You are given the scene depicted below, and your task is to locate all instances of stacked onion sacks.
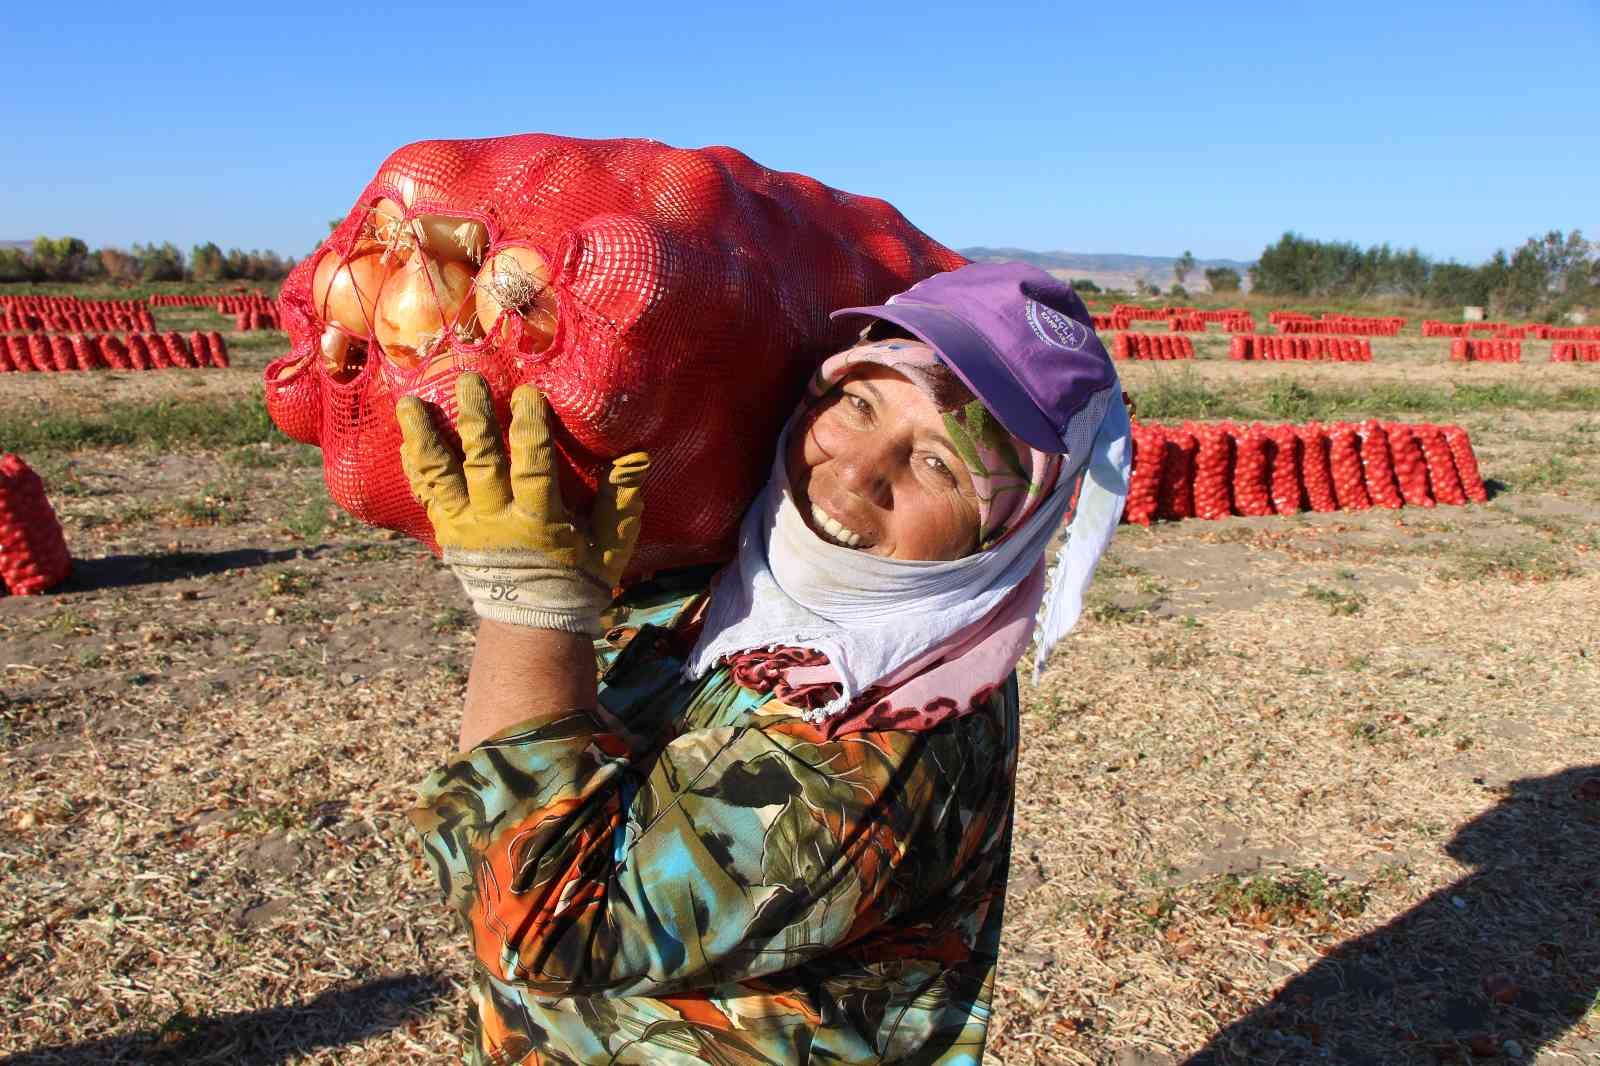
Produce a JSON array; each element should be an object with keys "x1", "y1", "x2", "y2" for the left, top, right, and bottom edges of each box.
[{"x1": 1121, "y1": 418, "x2": 1488, "y2": 526}]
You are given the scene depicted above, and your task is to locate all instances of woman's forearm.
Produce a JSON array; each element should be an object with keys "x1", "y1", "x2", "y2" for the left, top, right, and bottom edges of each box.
[{"x1": 459, "y1": 620, "x2": 598, "y2": 751}]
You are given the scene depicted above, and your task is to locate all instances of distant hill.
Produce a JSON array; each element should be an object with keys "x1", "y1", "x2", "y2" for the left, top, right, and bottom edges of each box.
[
  {"x1": 1, "y1": 240, "x2": 33, "y2": 252},
  {"x1": 958, "y1": 247, "x2": 1255, "y2": 294}
]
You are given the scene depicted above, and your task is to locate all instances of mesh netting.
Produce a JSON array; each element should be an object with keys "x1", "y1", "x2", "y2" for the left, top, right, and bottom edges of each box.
[
  {"x1": 265, "y1": 134, "x2": 966, "y2": 578},
  {"x1": 0, "y1": 454, "x2": 72, "y2": 595}
]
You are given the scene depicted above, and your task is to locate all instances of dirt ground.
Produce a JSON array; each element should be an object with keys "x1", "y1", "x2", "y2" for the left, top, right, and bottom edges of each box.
[{"x1": 1, "y1": 318, "x2": 1597, "y2": 1065}]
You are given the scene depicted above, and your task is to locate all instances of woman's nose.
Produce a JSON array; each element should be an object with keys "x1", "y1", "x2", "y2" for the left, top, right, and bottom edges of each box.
[{"x1": 834, "y1": 435, "x2": 896, "y2": 506}]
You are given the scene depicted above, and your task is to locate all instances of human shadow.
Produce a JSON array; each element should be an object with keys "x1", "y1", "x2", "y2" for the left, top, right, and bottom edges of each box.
[
  {"x1": 1186, "y1": 765, "x2": 1600, "y2": 1064},
  {"x1": 1, "y1": 973, "x2": 450, "y2": 1065},
  {"x1": 61, "y1": 547, "x2": 311, "y2": 592}
]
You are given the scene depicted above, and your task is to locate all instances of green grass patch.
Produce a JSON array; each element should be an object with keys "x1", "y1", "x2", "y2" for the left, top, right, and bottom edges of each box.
[
  {"x1": 1441, "y1": 543, "x2": 1580, "y2": 583},
  {"x1": 1304, "y1": 585, "x2": 1367, "y2": 615},
  {"x1": 0, "y1": 395, "x2": 280, "y2": 452},
  {"x1": 1209, "y1": 869, "x2": 1367, "y2": 928}
]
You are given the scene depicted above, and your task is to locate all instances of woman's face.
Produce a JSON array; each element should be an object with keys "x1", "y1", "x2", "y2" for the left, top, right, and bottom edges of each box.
[{"x1": 787, "y1": 366, "x2": 981, "y2": 561}]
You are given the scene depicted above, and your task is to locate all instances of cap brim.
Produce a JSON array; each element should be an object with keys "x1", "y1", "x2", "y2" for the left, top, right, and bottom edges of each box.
[{"x1": 830, "y1": 304, "x2": 1064, "y2": 453}]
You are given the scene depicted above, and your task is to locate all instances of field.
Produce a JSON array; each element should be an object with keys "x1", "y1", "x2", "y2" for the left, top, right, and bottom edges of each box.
[{"x1": 2, "y1": 302, "x2": 1598, "y2": 1065}]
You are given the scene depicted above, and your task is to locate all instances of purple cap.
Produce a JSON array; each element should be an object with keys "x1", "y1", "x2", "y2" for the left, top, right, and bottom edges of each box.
[{"x1": 831, "y1": 262, "x2": 1119, "y2": 456}]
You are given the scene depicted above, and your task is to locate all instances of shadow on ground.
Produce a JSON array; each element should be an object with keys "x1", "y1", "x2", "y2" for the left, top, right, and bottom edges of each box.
[
  {"x1": 62, "y1": 547, "x2": 309, "y2": 591},
  {"x1": 1178, "y1": 765, "x2": 1600, "y2": 1065},
  {"x1": 1, "y1": 973, "x2": 450, "y2": 1065}
]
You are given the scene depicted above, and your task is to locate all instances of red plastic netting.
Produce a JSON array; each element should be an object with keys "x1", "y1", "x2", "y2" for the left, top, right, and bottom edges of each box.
[
  {"x1": 265, "y1": 134, "x2": 966, "y2": 577},
  {"x1": 0, "y1": 454, "x2": 71, "y2": 595}
]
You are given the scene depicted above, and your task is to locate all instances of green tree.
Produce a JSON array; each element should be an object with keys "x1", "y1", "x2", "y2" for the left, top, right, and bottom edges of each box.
[
  {"x1": 30, "y1": 236, "x2": 91, "y2": 281},
  {"x1": 134, "y1": 241, "x2": 186, "y2": 282},
  {"x1": 1173, "y1": 250, "x2": 1195, "y2": 287},
  {"x1": 1071, "y1": 277, "x2": 1101, "y2": 293},
  {"x1": 191, "y1": 242, "x2": 226, "y2": 282},
  {"x1": 0, "y1": 247, "x2": 34, "y2": 282},
  {"x1": 100, "y1": 247, "x2": 141, "y2": 284},
  {"x1": 1204, "y1": 267, "x2": 1241, "y2": 293}
]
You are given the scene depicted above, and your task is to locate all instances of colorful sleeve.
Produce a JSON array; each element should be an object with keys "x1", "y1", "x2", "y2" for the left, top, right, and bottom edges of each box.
[{"x1": 410, "y1": 690, "x2": 1005, "y2": 998}]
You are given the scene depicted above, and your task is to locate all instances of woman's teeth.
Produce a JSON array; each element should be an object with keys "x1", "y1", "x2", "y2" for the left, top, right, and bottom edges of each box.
[{"x1": 811, "y1": 503, "x2": 865, "y2": 548}]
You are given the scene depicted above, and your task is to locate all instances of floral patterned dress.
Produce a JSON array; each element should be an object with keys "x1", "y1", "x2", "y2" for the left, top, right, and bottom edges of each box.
[{"x1": 411, "y1": 571, "x2": 1020, "y2": 1064}]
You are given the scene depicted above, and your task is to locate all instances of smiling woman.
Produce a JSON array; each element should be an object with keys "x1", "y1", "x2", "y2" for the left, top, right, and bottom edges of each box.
[{"x1": 401, "y1": 262, "x2": 1132, "y2": 1065}]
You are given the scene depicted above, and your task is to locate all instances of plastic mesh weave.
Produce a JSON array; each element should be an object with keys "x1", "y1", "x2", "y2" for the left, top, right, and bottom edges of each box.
[{"x1": 265, "y1": 134, "x2": 966, "y2": 578}]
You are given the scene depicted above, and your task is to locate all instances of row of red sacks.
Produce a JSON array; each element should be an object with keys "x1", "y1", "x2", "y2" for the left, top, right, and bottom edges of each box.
[
  {"x1": 1424, "y1": 320, "x2": 1511, "y2": 337},
  {"x1": 0, "y1": 331, "x2": 229, "y2": 372},
  {"x1": 0, "y1": 295, "x2": 143, "y2": 313},
  {"x1": 0, "y1": 454, "x2": 70, "y2": 596},
  {"x1": 219, "y1": 295, "x2": 276, "y2": 314},
  {"x1": 1550, "y1": 342, "x2": 1600, "y2": 362},
  {"x1": 1449, "y1": 339, "x2": 1521, "y2": 363},
  {"x1": 1536, "y1": 325, "x2": 1600, "y2": 341},
  {"x1": 1, "y1": 309, "x2": 156, "y2": 333},
  {"x1": 1122, "y1": 419, "x2": 1487, "y2": 525},
  {"x1": 1112, "y1": 333, "x2": 1195, "y2": 360},
  {"x1": 1230, "y1": 335, "x2": 1372, "y2": 361},
  {"x1": 234, "y1": 307, "x2": 282, "y2": 331},
  {"x1": 1279, "y1": 318, "x2": 1402, "y2": 337},
  {"x1": 150, "y1": 290, "x2": 268, "y2": 307},
  {"x1": 1268, "y1": 311, "x2": 1405, "y2": 331},
  {"x1": 1094, "y1": 311, "x2": 1252, "y2": 333}
]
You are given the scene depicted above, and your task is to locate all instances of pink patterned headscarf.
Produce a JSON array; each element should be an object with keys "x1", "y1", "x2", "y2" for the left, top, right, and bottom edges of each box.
[{"x1": 810, "y1": 341, "x2": 1063, "y2": 547}]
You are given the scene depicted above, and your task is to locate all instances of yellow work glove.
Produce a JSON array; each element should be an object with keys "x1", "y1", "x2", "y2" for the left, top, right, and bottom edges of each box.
[{"x1": 396, "y1": 373, "x2": 650, "y2": 635}]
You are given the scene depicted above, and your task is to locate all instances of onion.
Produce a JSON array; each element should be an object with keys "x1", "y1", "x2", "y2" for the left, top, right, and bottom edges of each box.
[
  {"x1": 373, "y1": 254, "x2": 480, "y2": 369},
  {"x1": 318, "y1": 326, "x2": 351, "y2": 375},
  {"x1": 475, "y1": 246, "x2": 558, "y2": 353},
  {"x1": 370, "y1": 192, "x2": 487, "y2": 264},
  {"x1": 311, "y1": 241, "x2": 396, "y2": 339}
]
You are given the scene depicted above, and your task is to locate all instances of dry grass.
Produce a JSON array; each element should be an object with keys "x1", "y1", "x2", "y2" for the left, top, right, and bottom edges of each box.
[{"x1": 2, "y1": 308, "x2": 1598, "y2": 1064}]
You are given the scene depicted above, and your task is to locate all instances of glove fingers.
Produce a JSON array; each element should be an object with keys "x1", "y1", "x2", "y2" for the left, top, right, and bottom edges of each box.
[
  {"x1": 590, "y1": 451, "x2": 650, "y2": 586},
  {"x1": 396, "y1": 396, "x2": 470, "y2": 520},
  {"x1": 455, "y1": 373, "x2": 511, "y2": 512},
  {"x1": 508, "y1": 384, "x2": 569, "y2": 526}
]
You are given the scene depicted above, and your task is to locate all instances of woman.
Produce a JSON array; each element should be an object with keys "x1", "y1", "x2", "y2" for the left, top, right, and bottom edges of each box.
[{"x1": 400, "y1": 262, "x2": 1131, "y2": 1064}]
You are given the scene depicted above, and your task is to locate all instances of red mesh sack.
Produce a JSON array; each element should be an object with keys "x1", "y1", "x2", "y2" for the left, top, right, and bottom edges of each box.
[
  {"x1": 1191, "y1": 422, "x2": 1234, "y2": 520},
  {"x1": 0, "y1": 454, "x2": 72, "y2": 595},
  {"x1": 25, "y1": 336, "x2": 50, "y2": 373},
  {"x1": 1441, "y1": 425, "x2": 1489, "y2": 502},
  {"x1": 48, "y1": 335, "x2": 73, "y2": 372},
  {"x1": 265, "y1": 134, "x2": 965, "y2": 577},
  {"x1": 0, "y1": 338, "x2": 14, "y2": 373},
  {"x1": 1155, "y1": 426, "x2": 1197, "y2": 520},
  {"x1": 5, "y1": 336, "x2": 27, "y2": 372},
  {"x1": 189, "y1": 331, "x2": 209, "y2": 368},
  {"x1": 1414, "y1": 424, "x2": 1467, "y2": 506},
  {"x1": 1264, "y1": 423, "x2": 1303, "y2": 515},
  {"x1": 1327, "y1": 423, "x2": 1372, "y2": 511},
  {"x1": 1382, "y1": 422, "x2": 1434, "y2": 508},
  {"x1": 127, "y1": 333, "x2": 152, "y2": 370},
  {"x1": 1229, "y1": 424, "x2": 1273, "y2": 517},
  {"x1": 1124, "y1": 422, "x2": 1165, "y2": 526},
  {"x1": 1358, "y1": 419, "x2": 1403, "y2": 509},
  {"x1": 206, "y1": 331, "x2": 230, "y2": 368},
  {"x1": 67, "y1": 334, "x2": 95, "y2": 372},
  {"x1": 1295, "y1": 423, "x2": 1338, "y2": 513},
  {"x1": 102, "y1": 335, "x2": 131, "y2": 370},
  {"x1": 164, "y1": 333, "x2": 195, "y2": 368}
]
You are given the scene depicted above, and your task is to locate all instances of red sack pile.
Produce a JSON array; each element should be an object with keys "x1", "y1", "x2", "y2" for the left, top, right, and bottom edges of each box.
[
  {"x1": 1168, "y1": 313, "x2": 1205, "y2": 332},
  {"x1": 1228, "y1": 424, "x2": 1273, "y2": 517},
  {"x1": 0, "y1": 455, "x2": 71, "y2": 596},
  {"x1": 1535, "y1": 325, "x2": 1600, "y2": 341},
  {"x1": 265, "y1": 134, "x2": 965, "y2": 577},
  {"x1": 1124, "y1": 422, "x2": 1166, "y2": 525},
  {"x1": 1327, "y1": 423, "x2": 1372, "y2": 510},
  {"x1": 1357, "y1": 419, "x2": 1404, "y2": 509},
  {"x1": 1155, "y1": 427, "x2": 1197, "y2": 520},
  {"x1": 235, "y1": 308, "x2": 282, "y2": 331},
  {"x1": 1295, "y1": 423, "x2": 1338, "y2": 512},
  {"x1": 1191, "y1": 423, "x2": 1234, "y2": 519},
  {"x1": 1117, "y1": 418, "x2": 1488, "y2": 525},
  {"x1": 1382, "y1": 422, "x2": 1434, "y2": 508},
  {"x1": 0, "y1": 331, "x2": 227, "y2": 373},
  {"x1": 1450, "y1": 339, "x2": 1522, "y2": 362},
  {"x1": 1111, "y1": 332, "x2": 1195, "y2": 360},
  {"x1": 1264, "y1": 423, "x2": 1304, "y2": 515},
  {"x1": 1229, "y1": 335, "x2": 1371, "y2": 361},
  {"x1": 1551, "y1": 342, "x2": 1600, "y2": 362}
]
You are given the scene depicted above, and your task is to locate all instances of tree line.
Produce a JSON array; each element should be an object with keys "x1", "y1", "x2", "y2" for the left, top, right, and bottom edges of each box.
[
  {"x1": 1248, "y1": 230, "x2": 1597, "y2": 317},
  {"x1": 0, "y1": 237, "x2": 295, "y2": 285}
]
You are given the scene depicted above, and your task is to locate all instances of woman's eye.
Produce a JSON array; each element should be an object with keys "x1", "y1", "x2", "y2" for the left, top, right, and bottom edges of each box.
[{"x1": 922, "y1": 455, "x2": 957, "y2": 484}]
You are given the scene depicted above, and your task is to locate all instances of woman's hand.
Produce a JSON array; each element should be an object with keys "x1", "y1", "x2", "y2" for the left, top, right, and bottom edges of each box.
[{"x1": 396, "y1": 372, "x2": 650, "y2": 636}]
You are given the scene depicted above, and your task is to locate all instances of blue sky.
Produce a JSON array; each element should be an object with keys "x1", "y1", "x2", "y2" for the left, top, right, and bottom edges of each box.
[{"x1": 1, "y1": 0, "x2": 1594, "y2": 264}]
